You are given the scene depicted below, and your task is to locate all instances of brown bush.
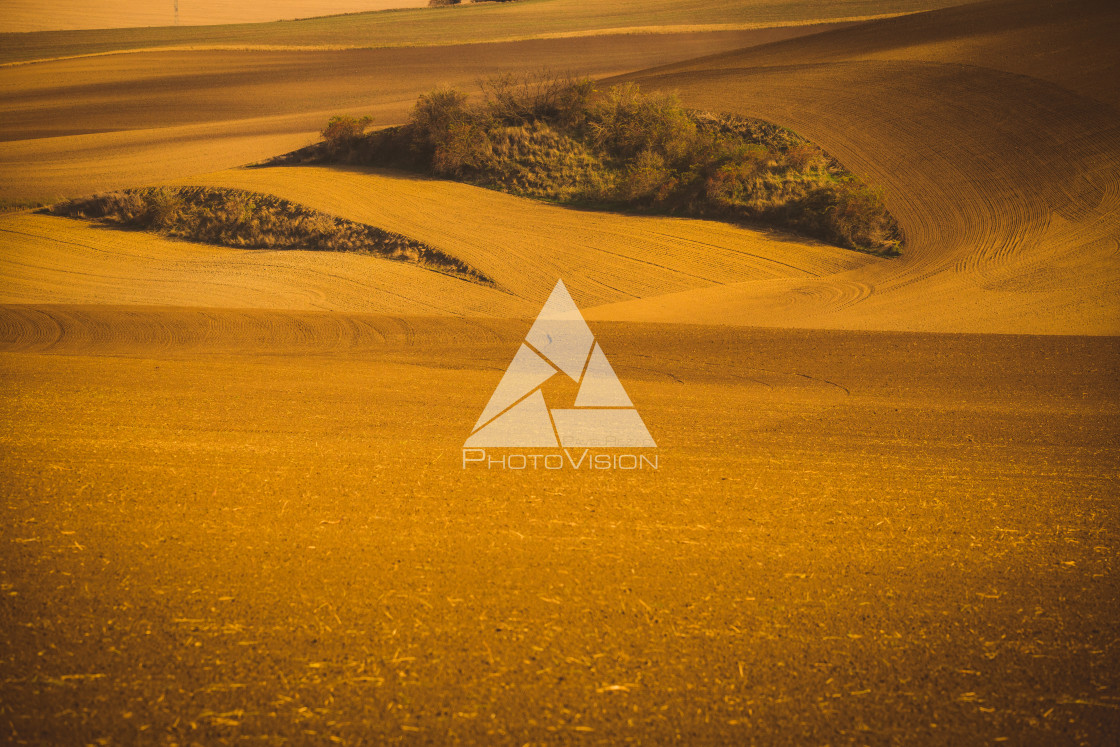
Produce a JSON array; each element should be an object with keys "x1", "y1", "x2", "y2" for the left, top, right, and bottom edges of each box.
[
  {"x1": 431, "y1": 120, "x2": 492, "y2": 176},
  {"x1": 621, "y1": 150, "x2": 673, "y2": 201},
  {"x1": 411, "y1": 89, "x2": 473, "y2": 146},
  {"x1": 321, "y1": 115, "x2": 373, "y2": 145},
  {"x1": 585, "y1": 83, "x2": 697, "y2": 162},
  {"x1": 481, "y1": 71, "x2": 594, "y2": 127}
]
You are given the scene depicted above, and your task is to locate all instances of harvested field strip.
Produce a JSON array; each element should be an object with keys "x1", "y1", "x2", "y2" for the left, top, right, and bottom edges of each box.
[
  {"x1": 0, "y1": 213, "x2": 523, "y2": 316},
  {"x1": 0, "y1": 0, "x2": 964, "y2": 64},
  {"x1": 0, "y1": 36, "x2": 781, "y2": 143},
  {"x1": 182, "y1": 166, "x2": 876, "y2": 308},
  {"x1": 0, "y1": 32, "x2": 833, "y2": 202},
  {"x1": 2, "y1": 165, "x2": 873, "y2": 315},
  {"x1": 0, "y1": 305, "x2": 512, "y2": 358},
  {"x1": 0, "y1": 1, "x2": 429, "y2": 33}
]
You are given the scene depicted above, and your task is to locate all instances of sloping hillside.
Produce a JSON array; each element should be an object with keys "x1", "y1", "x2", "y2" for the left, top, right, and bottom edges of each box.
[
  {"x1": 587, "y1": 0, "x2": 1120, "y2": 334},
  {"x1": 0, "y1": 31, "x2": 834, "y2": 203},
  {"x1": 0, "y1": 212, "x2": 521, "y2": 315},
  {"x1": 0, "y1": 0, "x2": 962, "y2": 63},
  {"x1": 644, "y1": 0, "x2": 1120, "y2": 107},
  {"x1": 1, "y1": 167, "x2": 870, "y2": 313}
]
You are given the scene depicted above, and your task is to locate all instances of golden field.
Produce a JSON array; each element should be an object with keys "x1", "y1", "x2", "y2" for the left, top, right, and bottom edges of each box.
[
  {"x1": 0, "y1": 30, "x2": 831, "y2": 203},
  {"x1": 0, "y1": 0, "x2": 1117, "y2": 743},
  {"x1": 0, "y1": 1, "x2": 430, "y2": 33},
  {"x1": 0, "y1": 1, "x2": 964, "y2": 62}
]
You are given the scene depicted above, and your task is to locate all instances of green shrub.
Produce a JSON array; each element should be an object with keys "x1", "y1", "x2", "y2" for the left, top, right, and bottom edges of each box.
[{"x1": 306, "y1": 77, "x2": 903, "y2": 255}]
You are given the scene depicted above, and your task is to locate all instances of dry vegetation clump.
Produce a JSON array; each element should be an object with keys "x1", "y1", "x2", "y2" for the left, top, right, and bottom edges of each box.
[
  {"x1": 485, "y1": 122, "x2": 612, "y2": 200},
  {"x1": 46, "y1": 187, "x2": 493, "y2": 285},
  {"x1": 428, "y1": 0, "x2": 520, "y2": 5},
  {"x1": 321, "y1": 114, "x2": 374, "y2": 144},
  {"x1": 311, "y1": 74, "x2": 902, "y2": 255}
]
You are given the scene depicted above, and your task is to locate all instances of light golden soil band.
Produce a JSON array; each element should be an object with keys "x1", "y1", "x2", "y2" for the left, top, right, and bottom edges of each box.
[
  {"x1": 0, "y1": 1, "x2": 429, "y2": 33},
  {"x1": 0, "y1": 174, "x2": 870, "y2": 314}
]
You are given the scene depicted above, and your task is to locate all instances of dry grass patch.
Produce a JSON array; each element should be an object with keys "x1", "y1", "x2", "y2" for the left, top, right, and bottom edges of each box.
[{"x1": 46, "y1": 187, "x2": 493, "y2": 285}]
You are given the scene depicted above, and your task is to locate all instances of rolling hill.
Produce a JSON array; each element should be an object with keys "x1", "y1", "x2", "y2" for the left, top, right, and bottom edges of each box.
[
  {"x1": 1, "y1": 167, "x2": 870, "y2": 312},
  {"x1": 0, "y1": 30, "x2": 840, "y2": 204},
  {"x1": 584, "y1": 0, "x2": 1120, "y2": 334},
  {"x1": 0, "y1": 0, "x2": 963, "y2": 63}
]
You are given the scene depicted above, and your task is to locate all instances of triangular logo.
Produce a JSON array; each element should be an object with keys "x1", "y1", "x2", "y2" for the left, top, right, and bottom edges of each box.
[{"x1": 466, "y1": 279, "x2": 655, "y2": 448}]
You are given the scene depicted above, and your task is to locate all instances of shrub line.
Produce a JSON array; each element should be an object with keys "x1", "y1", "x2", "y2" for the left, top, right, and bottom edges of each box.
[{"x1": 302, "y1": 74, "x2": 902, "y2": 256}]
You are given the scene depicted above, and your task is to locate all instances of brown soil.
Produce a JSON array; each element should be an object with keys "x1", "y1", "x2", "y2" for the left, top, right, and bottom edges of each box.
[{"x1": 1, "y1": 306, "x2": 1117, "y2": 743}]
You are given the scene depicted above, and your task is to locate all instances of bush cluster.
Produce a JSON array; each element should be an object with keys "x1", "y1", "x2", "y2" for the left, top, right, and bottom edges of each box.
[
  {"x1": 314, "y1": 74, "x2": 902, "y2": 255},
  {"x1": 428, "y1": 0, "x2": 518, "y2": 5},
  {"x1": 47, "y1": 187, "x2": 492, "y2": 284}
]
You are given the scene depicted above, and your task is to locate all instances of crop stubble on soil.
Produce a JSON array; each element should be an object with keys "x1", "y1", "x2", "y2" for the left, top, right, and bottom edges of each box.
[{"x1": 0, "y1": 309, "x2": 1117, "y2": 743}]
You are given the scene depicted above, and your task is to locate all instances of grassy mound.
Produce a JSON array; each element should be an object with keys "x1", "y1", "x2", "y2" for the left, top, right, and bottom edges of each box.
[
  {"x1": 297, "y1": 76, "x2": 902, "y2": 255},
  {"x1": 46, "y1": 187, "x2": 493, "y2": 285}
]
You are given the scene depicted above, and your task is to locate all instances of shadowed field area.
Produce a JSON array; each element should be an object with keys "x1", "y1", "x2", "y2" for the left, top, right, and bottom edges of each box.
[{"x1": 1, "y1": 308, "x2": 1118, "y2": 743}]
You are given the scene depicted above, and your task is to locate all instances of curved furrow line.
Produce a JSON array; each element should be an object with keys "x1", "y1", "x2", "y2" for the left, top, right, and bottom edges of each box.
[{"x1": 601, "y1": 52, "x2": 1120, "y2": 333}]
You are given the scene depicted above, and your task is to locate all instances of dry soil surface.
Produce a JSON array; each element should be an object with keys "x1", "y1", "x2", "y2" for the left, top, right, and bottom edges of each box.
[{"x1": 1, "y1": 306, "x2": 1117, "y2": 743}]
